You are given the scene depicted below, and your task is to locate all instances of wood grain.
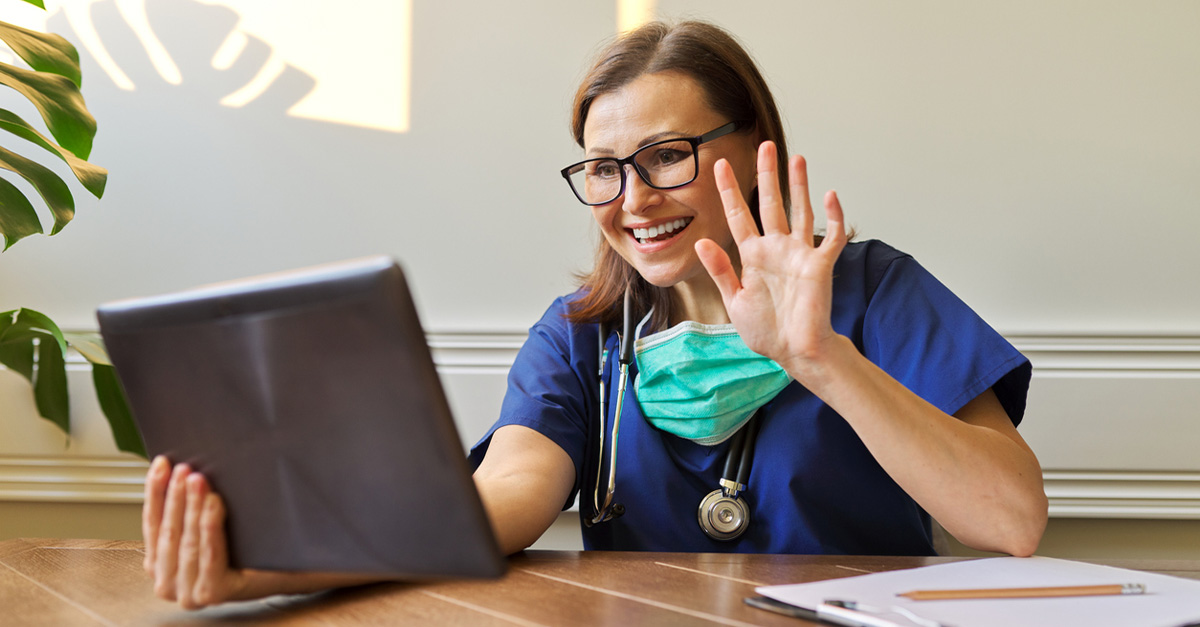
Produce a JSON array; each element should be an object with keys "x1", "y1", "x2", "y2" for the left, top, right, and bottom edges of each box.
[{"x1": 3, "y1": 538, "x2": 1197, "y2": 626}]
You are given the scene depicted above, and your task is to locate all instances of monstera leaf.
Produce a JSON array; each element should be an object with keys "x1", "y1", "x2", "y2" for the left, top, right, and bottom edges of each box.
[
  {"x1": 0, "y1": 308, "x2": 145, "y2": 457},
  {"x1": 0, "y1": 1, "x2": 106, "y2": 249},
  {"x1": 0, "y1": 3, "x2": 139, "y2": 457}
]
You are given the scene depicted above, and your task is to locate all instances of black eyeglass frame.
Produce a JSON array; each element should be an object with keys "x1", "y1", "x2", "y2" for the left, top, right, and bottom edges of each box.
[{"x1": 560, "y1": 121, "x2": 742, "y2": 207}]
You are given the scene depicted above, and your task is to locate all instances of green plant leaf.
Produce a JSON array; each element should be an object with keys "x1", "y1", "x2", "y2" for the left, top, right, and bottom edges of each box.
[
  {"x1": 0, "y1": 174, "x2": 42, "y2": 249},
  {"x1": 91, "y1": 363, "x2": 145, "y2": 458},
  {"x1": 21, "y1": 1, "x2": 47, "y2": 9},
  {"x1": 0, "y1": 21, "x2": 81, "y2": 87},
  {"x1": 8, "y1": 308, "x2": 68, "y2": 355},
  {"x1": 0, "y1": 311, "x2": 35, "y2": 378},
  {"x1": 0, "y1": 311, "x2": 71, "y2": 428},
  {"x1": 32, "y1": 328, "x2": 69, "y2": 432},
  {"x1": 0, "y1": 108, "x2": 106, "y2": 198},
  {"x1": 0, "y1": 146, "x2": 74, "y2": 234},
  {"x1": 0, "y1": 62, "x2": 95, "y2": 159},
  {"x1": 0, "y1": 309, "x2": 47, "y2": 347},
  {"x1": 0, "y1": 337, "x2": 34, "y2": 379},
  {"x1": 63, "y1": 331, "x2": 111, "y2": 365},
  {"x1": 67, "y1": 331, "x2": 145, "y2": 457}
]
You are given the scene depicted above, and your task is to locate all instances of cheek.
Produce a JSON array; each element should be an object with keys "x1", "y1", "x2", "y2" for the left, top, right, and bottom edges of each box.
[{"x1": 591, "y1": 205, "x2": 624, "y2": 241}]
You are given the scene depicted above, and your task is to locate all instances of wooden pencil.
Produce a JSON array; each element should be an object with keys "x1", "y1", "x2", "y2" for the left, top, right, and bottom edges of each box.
[{"x1": 898, "y1": 583, "x2": 1146, "y2": 601}]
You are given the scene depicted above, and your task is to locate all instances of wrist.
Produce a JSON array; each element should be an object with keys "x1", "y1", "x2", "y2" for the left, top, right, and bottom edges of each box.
[{"x1": 781, "y1": 334, "x2": 861, "y2": 393}]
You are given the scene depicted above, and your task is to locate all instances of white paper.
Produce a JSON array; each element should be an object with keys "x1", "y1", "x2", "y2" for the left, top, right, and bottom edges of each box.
[{"x1": 756, "y1": 556, "x2": 1200, "y2": 627}]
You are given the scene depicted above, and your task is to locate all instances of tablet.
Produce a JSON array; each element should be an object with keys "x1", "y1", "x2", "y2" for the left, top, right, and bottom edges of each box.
[{"x1": 97, "y1": 257, "x2": 505, "y2": 579}]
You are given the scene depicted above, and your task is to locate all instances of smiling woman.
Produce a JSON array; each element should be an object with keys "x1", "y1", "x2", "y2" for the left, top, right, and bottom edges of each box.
[{"x1": 467, "y1": 19, "x2": 1047, "y2": 559}]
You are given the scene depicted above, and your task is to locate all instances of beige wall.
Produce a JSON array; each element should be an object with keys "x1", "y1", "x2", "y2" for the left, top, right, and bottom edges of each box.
[{"x1": 2, "y1": 2, "x2": 1198, "y2": 558}]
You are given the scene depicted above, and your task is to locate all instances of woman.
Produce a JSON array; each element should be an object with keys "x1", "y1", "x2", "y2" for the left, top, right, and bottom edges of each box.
[{"x1": 143, "y1": 20, "x2": 1047, "y2": 608}]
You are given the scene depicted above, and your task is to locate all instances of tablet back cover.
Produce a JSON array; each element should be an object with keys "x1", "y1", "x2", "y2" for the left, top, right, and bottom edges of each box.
[{"x1": 98, "y1": 257, "x2": 504, "y2": 579}]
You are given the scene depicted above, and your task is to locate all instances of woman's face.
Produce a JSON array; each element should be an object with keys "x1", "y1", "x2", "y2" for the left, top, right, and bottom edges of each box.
[{"x1": 582, "y1": 72, "x2": 758, "y2": 289}]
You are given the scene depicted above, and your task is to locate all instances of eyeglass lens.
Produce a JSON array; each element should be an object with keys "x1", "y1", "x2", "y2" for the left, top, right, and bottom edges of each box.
[{"x1": 567, "y1": 139, "x2": 699, "y2": 205}]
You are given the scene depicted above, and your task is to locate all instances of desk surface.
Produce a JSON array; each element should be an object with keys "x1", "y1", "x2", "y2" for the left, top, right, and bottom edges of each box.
[{"x1": 3, "y1": 538, "x2": 1199, "y2": 626}]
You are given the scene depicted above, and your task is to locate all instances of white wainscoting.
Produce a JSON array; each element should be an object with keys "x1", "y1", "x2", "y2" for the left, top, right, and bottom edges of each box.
[
  {"x1": 2, "y1": 332, "x2": 1199, "y2": 522},
  {"x1": 1011, "y1": 334, "x2": 1200, "y2": 519}
]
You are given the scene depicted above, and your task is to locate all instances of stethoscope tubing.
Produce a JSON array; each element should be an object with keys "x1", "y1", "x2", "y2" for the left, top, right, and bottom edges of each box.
[
  {"x1": 589, "y1": 287, "x2": 634, "y2": 525},
  {"x1": 588, "y1": 285, "x2": 759, "y2": 536}
]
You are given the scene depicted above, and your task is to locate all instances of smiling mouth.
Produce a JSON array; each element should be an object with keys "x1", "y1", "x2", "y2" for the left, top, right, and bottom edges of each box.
[{"x1": 631, "y1": 218, "x2": 693, "y2": 245}]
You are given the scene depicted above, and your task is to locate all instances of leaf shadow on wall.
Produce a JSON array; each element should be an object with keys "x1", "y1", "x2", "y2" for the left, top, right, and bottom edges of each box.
[{"x1": 43, "y1": 0, "x2": 458, "y2": 299}]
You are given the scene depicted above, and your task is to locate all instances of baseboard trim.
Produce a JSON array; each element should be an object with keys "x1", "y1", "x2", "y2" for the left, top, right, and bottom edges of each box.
[
  {"x1": 426, "y1": 331, "x2": 1200, "y2": 374},
  {"x1": 0, "y1": 456, "x2": 146, "y2": 504},
  {"x1": 1044, "y1": 470, "x2": 1200, "y2": 519}
]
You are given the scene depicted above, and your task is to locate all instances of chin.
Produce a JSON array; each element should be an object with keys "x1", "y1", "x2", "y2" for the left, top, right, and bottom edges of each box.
[{"x1": 632, "y1": 262, "x2": 699, "y2": 289}]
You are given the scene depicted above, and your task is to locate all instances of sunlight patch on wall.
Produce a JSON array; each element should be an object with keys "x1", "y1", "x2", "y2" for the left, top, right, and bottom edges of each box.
[
  {"x1": 211, "y1": 0, "x2": 412, "y2": 133},
  {"x1": 31, "y1": 0, "x2": 412, "y2": 133},
  {"x1": 617, "y1": 0, "x2": 656, "y2": 32}
]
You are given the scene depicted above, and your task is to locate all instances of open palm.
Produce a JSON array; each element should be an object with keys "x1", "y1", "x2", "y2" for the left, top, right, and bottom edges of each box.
[{"x1": 695, "y1": 142, "x2": 847, "y2": 377}]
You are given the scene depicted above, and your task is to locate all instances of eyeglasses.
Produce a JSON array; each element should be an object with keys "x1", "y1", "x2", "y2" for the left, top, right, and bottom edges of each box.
[{"x1": 560, "y1": 122, "x2": 740, "y2": 206}]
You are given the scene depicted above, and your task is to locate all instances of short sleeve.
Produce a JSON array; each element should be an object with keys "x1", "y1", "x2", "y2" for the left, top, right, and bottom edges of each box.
[
  {"x1": 862, "y1": 255, "x2": 1031, "y2": 425},
  {"x1": 467, "y1": 297, "x2": 595, "y2": 509}
]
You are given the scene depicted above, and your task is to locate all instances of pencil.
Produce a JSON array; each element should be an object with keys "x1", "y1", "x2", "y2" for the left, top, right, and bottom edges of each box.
[{"x1": 898, "y1": 583, "x2": 1146, "y2": 601}]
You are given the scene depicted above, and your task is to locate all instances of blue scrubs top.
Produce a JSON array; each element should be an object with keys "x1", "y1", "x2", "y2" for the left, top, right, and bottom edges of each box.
[{"x1": 468, "y1": 240, "x2": 1031, "y2": 555}]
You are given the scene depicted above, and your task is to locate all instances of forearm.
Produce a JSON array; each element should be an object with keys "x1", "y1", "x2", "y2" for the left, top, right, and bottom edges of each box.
[
  {"x1": 789, "y1": 335, "x2": 1047, "y2": 555},
  {"x1": 473, "y1": 471, "x2": 564, "y2": 556},
  {"x1": 471, "y1": 425, "x2": 577, "y2": 556}
]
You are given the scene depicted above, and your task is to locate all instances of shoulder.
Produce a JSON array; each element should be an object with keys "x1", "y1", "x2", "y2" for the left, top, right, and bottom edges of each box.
[
  {"x1": 837, "y1": 239, "x2": 912, "y2": 274},
  {"x1": 532, "y1": 290, "x2": 590, "y2": 333},
  {"x1": 521, "y1": 290, "x2": 600, "y2": 364},
  {"x1": 833, "y1": 239, "x2": 917, "y2": 301}
]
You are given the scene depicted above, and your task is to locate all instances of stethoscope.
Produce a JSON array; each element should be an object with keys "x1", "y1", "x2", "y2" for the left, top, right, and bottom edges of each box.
[{"x1": 585, "y1": 287, "x2": 760, "y2": 541}]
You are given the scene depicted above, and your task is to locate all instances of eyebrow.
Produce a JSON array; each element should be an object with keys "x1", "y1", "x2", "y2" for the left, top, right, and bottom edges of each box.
[{"x1": 587, "y1": 130, "x2": 690, "y2": 158}]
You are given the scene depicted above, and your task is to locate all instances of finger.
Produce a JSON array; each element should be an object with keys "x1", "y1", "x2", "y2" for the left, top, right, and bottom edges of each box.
[
  {"x1": 154, "y1": 463, "x2": 190, "y2": 601},
  {"x1": 142, "y1": 456, "x2": 170, "y2": 575},
  {"x1": 820, "y1": 190, "x2": 848, "y2": 254},
  {"x1": 713, "y1": 158, "x2": 760, "y2": 245},
  {"x1": 196, "y1": 490, "x2": 233, "y2": 607},
  {"x1": 756, "y1": 142, "x2": 789, "y2": 235},
  {"x1": 695, "y1": 239, "x2": 742, "y2": 309},
  {"x1": 176, "y1": 473, "x2": 206, "y2": 609},
  {"x1": 789, "y1": 155, "x2": 814, "y2": 245}
]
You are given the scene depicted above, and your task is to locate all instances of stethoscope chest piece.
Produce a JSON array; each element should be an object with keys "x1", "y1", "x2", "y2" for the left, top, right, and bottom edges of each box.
[
  {"x1": 696, "y1": 412, "x2": 762, "y2": 542},
  {"x1": 698, "y1": 484, "x2": 750, "y2": 541}
]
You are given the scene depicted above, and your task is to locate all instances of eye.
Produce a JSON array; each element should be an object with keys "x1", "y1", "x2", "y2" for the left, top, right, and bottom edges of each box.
[
  {"x1": 588, "y1": 161, "x2": 621, "y2": 179},
  {"x1": 650, "y1": 147, "x2": 689, "y2": 167}
]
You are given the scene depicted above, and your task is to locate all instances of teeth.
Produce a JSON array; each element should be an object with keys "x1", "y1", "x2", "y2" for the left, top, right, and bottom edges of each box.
[{"x1": 633, "y1": 218, "x2": 690, "y2": 244}]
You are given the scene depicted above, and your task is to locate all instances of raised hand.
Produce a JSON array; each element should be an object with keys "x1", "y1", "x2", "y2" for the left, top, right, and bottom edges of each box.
[{"x1": 695, "y1": 142, "x2": 847, "y2": 379}]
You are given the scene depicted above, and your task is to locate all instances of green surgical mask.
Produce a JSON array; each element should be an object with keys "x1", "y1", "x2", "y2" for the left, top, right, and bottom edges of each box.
[{"x1": 633, "y1": 312, "x2": 791, "y2": 445}]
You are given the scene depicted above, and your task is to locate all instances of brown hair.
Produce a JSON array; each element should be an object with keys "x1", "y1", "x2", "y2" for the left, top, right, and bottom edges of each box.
[{"x1": 565, "y1": 20, "x2": 790, "y2": 330}]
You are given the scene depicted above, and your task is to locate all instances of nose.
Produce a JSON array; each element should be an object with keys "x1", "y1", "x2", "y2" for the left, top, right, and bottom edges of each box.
[{"x1": 620, "y1": 164, "x2": 662, "y2": 215}]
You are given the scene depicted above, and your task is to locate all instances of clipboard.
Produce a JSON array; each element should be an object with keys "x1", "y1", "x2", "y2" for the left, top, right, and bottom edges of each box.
[{"x1": 98, "y1": 256, "x2": 505, "y2": 580}]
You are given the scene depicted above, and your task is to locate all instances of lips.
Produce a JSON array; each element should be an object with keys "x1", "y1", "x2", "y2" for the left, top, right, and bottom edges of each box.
[{"x1": 630, "y1": 217, "x2": 692, "y2": 244}]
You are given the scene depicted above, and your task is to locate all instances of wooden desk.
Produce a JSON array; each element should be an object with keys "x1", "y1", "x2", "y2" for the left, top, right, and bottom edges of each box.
[{"x1": 3, "y1": 538, "x2": 1199, "y2": 626}]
